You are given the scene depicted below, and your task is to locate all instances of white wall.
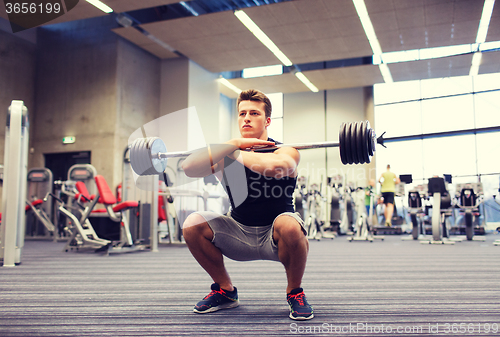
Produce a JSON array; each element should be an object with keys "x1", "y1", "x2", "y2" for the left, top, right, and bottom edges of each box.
[
  {"x1": 283, "y1": 88, "x2": 373, "y2": 188},
  {"x1": 326, "y1": 87, "x2": 375, "y2": 186},
  {"x1": 284, "y1": 91, "x2": 326, "y2": 186},
  {"x1": 219, "y1": 94, "x2": 234, "y2": 142},
  {"x1": 188, "y1": 61, "x2": 220, "y2": 145}
]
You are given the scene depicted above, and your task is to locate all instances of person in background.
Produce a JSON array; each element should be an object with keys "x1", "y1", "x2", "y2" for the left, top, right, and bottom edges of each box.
[
  {"x1": 365, "y1": 179, "x2": 376, "y2": 216},
  {"x1": 378, "y1": 165, "x2": 400, "y2": 227}
]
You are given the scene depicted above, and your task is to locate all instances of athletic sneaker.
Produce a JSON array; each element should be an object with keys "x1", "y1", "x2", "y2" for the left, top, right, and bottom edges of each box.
[
  {"x1": 193, "y1": 283, "x2": 239, "y2": 314},
  {"x1": 287, "y1": 288, "x2": 314, "y2": 320}
]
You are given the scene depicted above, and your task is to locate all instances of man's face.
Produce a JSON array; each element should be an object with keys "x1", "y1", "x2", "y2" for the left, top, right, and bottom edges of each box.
[{"x1": 238, "y1": 100, "x2": 271, "y2": 139}]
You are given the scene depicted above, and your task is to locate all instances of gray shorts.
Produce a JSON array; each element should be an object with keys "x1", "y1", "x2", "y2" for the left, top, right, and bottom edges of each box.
[{"x1": 194, "y1": 211, "x2": 306, "y2": 262}]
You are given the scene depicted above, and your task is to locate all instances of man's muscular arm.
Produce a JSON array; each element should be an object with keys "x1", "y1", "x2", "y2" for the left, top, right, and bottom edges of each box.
[
  {"x1": 181, "y1": 138, "x2": 275, "y2": 178},
  {"x1": 235, "y1": 147, "x2": 300, "y2": 179}
]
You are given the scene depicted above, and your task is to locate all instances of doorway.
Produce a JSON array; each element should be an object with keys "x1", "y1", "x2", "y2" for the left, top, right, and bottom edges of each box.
[{"x1": 44, "y1": 151, "x2": 91, "y2": 181}]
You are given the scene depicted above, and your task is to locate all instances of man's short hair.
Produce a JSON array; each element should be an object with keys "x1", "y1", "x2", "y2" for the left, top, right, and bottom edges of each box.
[{"x1": 237, "y1": 89, "x2": 272, "y2": 118}]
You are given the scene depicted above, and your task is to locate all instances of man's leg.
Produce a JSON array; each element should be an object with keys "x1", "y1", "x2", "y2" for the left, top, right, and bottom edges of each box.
[
  {"x1": 272, "y1": 215, "x2": 309, "y2": 294},
  {"x1": 273, "y1": 215, "x2": 314, "y2": 320},
  {"x1": 182, "y1": 213, "x2": 233, "y2": 291}
]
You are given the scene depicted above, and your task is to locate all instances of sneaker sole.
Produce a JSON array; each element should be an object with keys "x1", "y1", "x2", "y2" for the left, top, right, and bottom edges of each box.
[
  {"x1": 193, "y1": 300, "x2": 239, "y2": 314},
  {"x1": 289, "y1": 312, "x2": 314, "y2": 320}
]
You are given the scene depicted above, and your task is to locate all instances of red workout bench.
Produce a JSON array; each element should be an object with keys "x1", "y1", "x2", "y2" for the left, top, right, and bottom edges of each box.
[
  {"x1": 63, "y1": 176, "x2": 141, "y2": 253},
  {"x1": 93, "y1": 175, "x2": 139, "y2": 249}
]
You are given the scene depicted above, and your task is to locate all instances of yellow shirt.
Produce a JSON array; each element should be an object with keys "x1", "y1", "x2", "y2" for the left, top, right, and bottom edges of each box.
[{"x1": 380, "y1": 171, "x2": 397, "y2": 193}]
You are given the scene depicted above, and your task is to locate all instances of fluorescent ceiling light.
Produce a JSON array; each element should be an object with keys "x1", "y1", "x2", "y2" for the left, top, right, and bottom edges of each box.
[
  {"x1": 234, "y1": 9, "x2": 319, "y2": 93},
  {"x1": 352, "y1": 0, "x2": 383, "y2": 56},
  {"x1": 145, "y1": 33, "x2": 176, "y2": 53},
  {"x1": 476, "y1": 0, "x2": 495, "y2": 43},
  {"x1": 234, "y1": 10, "x2": 293, "y2": 67},
  {"x1": 242, "y1": 65, "x2": 283, "y2": 78},
  {"x1": 469, "y1": 52, "x2": 482, "y2": 76},
  {"x1": 218, "y1": 78, "x2": 242, "y2": 95},
  {"x1": 180, "y1": 1, "x2": 199, "y2": 16},
  {"x1": 295, "y1": 72, "x2": 319, "y2": 92},
  {"x1": 373, "y1": 40, "x2": 500, "y2": 65},
  {"x1": 480, "y1": 40, "x2": 500, "y2": 51},
  {"x1": 378, "y1": 64, "x2": 393, "y2": 83},
  {"x1": 470, "y1": 0, "x2": 495, "y2": 76},
  {"x1": 85, "y1": 0, "x2": 113, "y2": 13},
  {"x1": 352, "y1": 0, "x2": 392, "y2": 84},
  {"x1": 420, "y1": 44, "x2": 472, "y2": 60}
]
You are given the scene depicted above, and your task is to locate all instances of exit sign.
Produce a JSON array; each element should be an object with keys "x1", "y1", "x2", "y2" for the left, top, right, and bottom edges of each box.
[{"x1": 62, "y1": 136, "x2": 75, "y2": 144}]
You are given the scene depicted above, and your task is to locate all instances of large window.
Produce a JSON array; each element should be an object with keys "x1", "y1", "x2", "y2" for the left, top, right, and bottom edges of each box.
[{"x1": 374, "y1": 73, "x2": 500, "y2": 222}]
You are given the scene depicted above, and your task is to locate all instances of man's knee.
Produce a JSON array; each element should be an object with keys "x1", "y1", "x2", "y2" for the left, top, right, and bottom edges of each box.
[
  {"x1": 274, "y1": 216, "x2": 306, "y2": 242},
  {"x1": 182, "y1": 213, "x2": 212, "y2": 240}
]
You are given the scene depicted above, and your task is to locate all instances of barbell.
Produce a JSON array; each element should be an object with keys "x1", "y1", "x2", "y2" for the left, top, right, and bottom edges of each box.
[{"x1": 129, "y1": 120, "x2": 382, "y2": 176}]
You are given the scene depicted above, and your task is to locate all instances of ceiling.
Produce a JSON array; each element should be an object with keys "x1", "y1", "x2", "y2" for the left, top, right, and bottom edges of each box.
[{"x1": 2, "y1": 0, "x2": 499, "y2": 98}]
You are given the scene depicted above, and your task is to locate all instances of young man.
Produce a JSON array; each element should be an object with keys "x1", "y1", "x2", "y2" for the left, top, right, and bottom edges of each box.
[
  {"x1": 378, "y1": 164, "x2": 399, "y2": 226},
  {"x1": 181, "y1": 89, "x2": 314, "y2": 320}
]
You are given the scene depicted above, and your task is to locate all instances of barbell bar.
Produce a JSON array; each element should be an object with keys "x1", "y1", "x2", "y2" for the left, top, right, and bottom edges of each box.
[{"x1": 130, "y1": 120, "x2": 382, "y2": 176}]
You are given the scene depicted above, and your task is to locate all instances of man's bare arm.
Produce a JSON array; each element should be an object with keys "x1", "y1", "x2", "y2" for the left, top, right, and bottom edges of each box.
[
  {"x1": 235, "y1": 147, "x2": 300, "y2": 178},
  {"x1": 182, "y1": 139, "x2": 275, "y2": 178}
]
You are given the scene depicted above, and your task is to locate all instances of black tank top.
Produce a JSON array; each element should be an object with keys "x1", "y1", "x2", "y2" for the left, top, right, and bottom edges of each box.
[{"x1": 221, "y1": 138, "x2": 297, "y2": 226}]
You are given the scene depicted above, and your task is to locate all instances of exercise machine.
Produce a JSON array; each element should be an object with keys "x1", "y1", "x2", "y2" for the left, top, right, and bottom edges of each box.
[
  {"x1": 455, "y1": 182, "x2": 485, "y2": 241},
  {"x1": 420, "y1": 176, "x2": 460, "y2": 245},
  {"x1": 293, "y1": 176, "x2": 306, "y2": 221},
  {"x1": 62, "y1": 175, "x2": 144, "y2": 254},
  {"x1": 349, "y1": 186, "x2": 384, "y2": 242},
  {"x1": 406, "y1": 185, "x2": 427, "y2": 240},
  {"x1": 337, "y1": 176, "x2": 354, "y2": 235},
  {"x1": 1, "y1": 101, "x2": 29, "y2": 266},
  {"x1": 122, "y1": 145, "x2": 159, "y2": 251},
  {"x1": 25, "y1": 168, "x2": 55, "y2": 240},
  {"x1": 60, "y1": 180, "x2": 112, "y2": 252},
  {"x1": 304, "y1": 183, "x2": 324, "y2": 240},
  {"x1": 326, "y1": 176, "x2": 342, "y2": 236}
]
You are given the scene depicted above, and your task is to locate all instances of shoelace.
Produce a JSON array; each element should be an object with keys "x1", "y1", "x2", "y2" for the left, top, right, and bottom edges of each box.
[
  {"x1": 289, "y1": 292, "x2": 305, "y2": 306},
  {"x1": 204, "y1": 289, "x2": 222, "y2": 300}
]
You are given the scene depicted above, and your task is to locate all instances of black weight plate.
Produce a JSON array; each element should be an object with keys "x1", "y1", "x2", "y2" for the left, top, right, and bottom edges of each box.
[
  {"x1": 345, "y1": 122, "x2": 353, "y2": 164},
  {"x1": 343, "y1": 122, "x2": 350, "y2": 164},
  {"x1": 339, "y1": 123, "x2": 348, "y2": 165},
  {"x1": 366, "y1": 121, "x2": 374, "y2": 157},
  {"x1": 351, "y1": 121, "x2": 358, "y2": 164},
  {"x1": 359, "y1": 121, "x2": 368, "y2": 164},
  {"x1": 366, "y1": 122, "x2": 375, "y2": 160},
  {"x1": 368, "y1": 122, "x2": 375, "y2": 161},
  {"x1": 364, "y1": 121, "x2": 371, "y2": 163},
  {"x1": 356, "y1": 122, "x2": 365, "y2": 164},
  {"x1": 350, "y1": 122, "x2": 359, "y2": 164}
]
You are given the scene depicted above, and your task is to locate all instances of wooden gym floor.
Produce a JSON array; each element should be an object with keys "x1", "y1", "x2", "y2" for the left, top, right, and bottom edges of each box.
[{"x1": 1, "y1": 234, "x2": 499, "y2": 336}]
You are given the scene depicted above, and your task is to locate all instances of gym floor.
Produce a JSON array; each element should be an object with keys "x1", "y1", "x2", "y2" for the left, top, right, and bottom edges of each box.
[{"x1": 1, "y1": 235, "x2": 499, "y2": 337}]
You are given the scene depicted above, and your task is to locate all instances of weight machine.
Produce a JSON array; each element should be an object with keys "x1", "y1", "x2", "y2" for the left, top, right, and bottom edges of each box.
[{"x1": 25, "y1": 168, "x2": 55, "y2": 240}]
